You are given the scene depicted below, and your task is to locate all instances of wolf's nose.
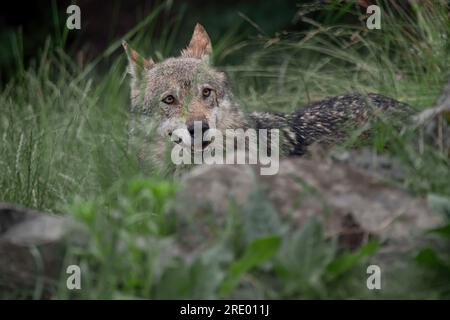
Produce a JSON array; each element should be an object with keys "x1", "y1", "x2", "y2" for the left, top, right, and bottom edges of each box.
[
  {"x1": 169, "y1": 131, "x2": 182, "y2": 144},
  {"x1": 187, "y1": 121, "x2": 210, "y2": 138}
]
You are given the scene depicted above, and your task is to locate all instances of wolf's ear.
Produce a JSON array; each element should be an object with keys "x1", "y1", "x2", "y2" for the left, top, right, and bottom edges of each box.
[
  {"x1": 122, "y1": 41, "x2": 154, "y2": 80},
  {"x1": 181, "y1": 23, "x2": 212, "y2": 60}
]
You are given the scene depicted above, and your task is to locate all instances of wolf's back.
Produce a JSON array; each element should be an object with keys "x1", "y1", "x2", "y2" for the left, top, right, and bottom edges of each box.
[{"x1": 249, "y1": 93, "x2": 411, "y2": 156}]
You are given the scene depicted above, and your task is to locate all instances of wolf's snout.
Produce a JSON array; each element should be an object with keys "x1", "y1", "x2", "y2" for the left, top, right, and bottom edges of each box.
[
  {"x1": 187, "y1": 121, "x2": 210, "y2": 138},
  {"x1": 186, "y1": 121, "x2": 212, "y2": 149}
]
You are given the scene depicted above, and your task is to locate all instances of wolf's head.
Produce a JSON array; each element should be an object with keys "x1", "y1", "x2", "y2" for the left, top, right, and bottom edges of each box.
[{"x1": 123, "y1": 23, "x2": 246, "y2": 155}]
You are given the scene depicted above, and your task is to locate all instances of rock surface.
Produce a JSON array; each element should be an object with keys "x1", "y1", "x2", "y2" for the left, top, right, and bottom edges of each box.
[
  {"x1": 176, "y1": 157, "x2": 440, "y2": 250},
  {"x1": 0, "y1": 203, "x2": 84, "y2": 296}
]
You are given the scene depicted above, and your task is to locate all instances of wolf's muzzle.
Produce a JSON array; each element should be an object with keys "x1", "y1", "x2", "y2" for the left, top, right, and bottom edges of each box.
[{"x1": 187, "y1": 121, "x2": 211, "y2": 149}]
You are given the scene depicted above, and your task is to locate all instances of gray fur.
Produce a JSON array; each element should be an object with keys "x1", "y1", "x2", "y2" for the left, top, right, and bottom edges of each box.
[{"x1": 124, "y1": 24, "x2": 410, "y2": 172}]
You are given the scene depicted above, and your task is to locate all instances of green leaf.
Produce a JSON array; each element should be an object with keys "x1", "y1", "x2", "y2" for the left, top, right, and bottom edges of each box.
[
  {"x1": 415, "y1": 248, "x2": 450, "y2": 273},
  {"x1": 276, "y1": 217, "x2": 336, "y2": 290},
  {"x1": 219, "y1": 236, "x2": 281, "y2": 297},
  {"x1": 428, "y1": 224, "x2": 450, "y2": 239},
  {"x1": 325, "y1": 241, "x2": 380, "y2": 282},
  {"x1": 241, "y1": 186, "x2": 282, "y2": 244}
]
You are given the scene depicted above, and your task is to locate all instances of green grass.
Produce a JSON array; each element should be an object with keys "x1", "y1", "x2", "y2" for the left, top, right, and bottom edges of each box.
[{"x1": 1, "y1": 1, "x2": 450, "y2": 299}]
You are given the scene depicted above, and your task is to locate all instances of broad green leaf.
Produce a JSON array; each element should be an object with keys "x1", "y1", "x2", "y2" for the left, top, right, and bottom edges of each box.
[
  {"x1": 416, "y1": 248, "x2": 450, "y2": 272},
  {"x1": 428, "y1": 224, "x2": 450, "y2": 239},
  {"x1": 219, "y1": 236, "x2": 281, "y2": 297},
  {"x1": 325, "y1": 241, "x2": 380, "y2": 282}
]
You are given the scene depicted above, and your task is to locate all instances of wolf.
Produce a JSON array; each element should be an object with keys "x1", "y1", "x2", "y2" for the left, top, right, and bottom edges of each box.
[{"x1": 123, "y1": 23, "x2": 409, "y2": 174}]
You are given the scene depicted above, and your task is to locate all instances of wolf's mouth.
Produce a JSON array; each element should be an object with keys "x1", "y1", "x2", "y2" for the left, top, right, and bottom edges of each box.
[{"x1": 190, "y1": 136, "x2": 215, "y2": 152}]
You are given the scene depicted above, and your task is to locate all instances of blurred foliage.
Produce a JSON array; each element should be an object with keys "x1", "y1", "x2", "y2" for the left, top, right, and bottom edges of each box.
[{"x1": 1, "y1": 0, "x2": 450, "y2": 299}]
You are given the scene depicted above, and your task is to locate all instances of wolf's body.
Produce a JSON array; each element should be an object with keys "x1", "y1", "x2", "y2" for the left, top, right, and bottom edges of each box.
[{"x1": 124, "y1": 24, "x2": 409, "y2": 174}]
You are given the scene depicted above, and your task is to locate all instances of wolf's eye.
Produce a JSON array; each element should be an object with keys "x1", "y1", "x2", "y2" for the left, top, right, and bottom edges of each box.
[
  {"x1": 162, "y1": 95, "x2": 175, "y2": 104},
  {"x1": 202, "y1": 88, "x2": 212, "y2": 98}
]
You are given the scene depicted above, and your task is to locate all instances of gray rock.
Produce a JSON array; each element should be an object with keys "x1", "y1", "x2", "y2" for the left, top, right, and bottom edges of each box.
[
  {"x1": 176, "y1": 158, "x2": 440, "y2": 250},
  {"x1": 0, "y1": 203, "x2": 85, "y2": 297}
]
